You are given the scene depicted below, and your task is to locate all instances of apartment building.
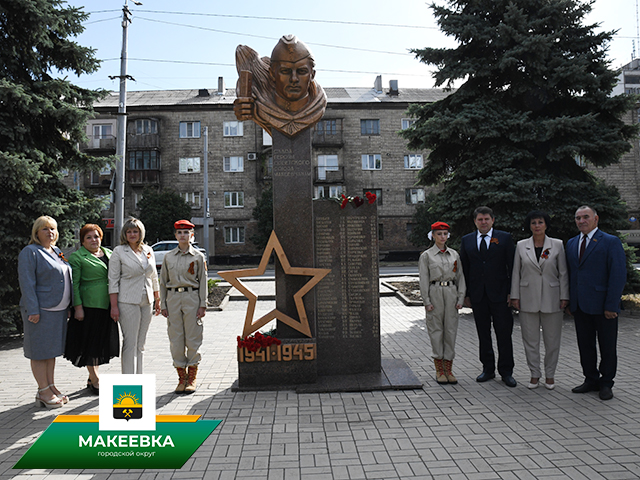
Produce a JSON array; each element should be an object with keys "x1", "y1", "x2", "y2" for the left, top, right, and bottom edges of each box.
[{"x1": 75, "y1": 77, "x2": 450, "y2": 261}]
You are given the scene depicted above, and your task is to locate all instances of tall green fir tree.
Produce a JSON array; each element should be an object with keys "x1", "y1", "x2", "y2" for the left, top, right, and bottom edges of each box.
[
  {"x1": 0, "y1": 0, "x2": 110, "y2": 332},
  {"x1": 249, "y1": 185, "x2": 274, "y2": 250},
  {"x1": 402, "y1": 0, "x2": 638, "y2": 249},
  {"x1": 137, "y1": 188, "x2": 193, "y2": 244}
]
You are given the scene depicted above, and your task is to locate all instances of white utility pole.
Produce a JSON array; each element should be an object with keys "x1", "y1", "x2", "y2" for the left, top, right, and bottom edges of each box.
[
  {"x1": 202, "y1": 127, "x2": 210, "y2": 265},
  {"x1": 112, "y1": 1, "x2": 139, "y2": 242}
]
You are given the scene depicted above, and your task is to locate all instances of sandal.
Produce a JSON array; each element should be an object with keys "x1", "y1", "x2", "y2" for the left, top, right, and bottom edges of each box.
[
  {"x1": 35, "y1": 386, "x2": 64, "y2": 409},
  {"x1": 48, "y1": 384, "x2": 69, "y2": 403}
]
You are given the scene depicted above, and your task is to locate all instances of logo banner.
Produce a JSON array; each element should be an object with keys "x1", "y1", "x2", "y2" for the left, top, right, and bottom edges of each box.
[{"x1": 14, "y1": 415, "x2": 221, "y2": 469}]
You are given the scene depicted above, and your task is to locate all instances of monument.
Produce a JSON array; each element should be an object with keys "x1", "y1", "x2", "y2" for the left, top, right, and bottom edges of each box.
[{"x1": 222, "y1": 35, "x2": 421, "y2": 392}]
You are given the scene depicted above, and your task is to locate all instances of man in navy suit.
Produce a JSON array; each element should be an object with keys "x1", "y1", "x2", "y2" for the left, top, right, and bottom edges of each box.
[
  {"x1": 566, "y1": 206, "x2": 626, "y2": 400},
  {"x1": 460, "y1": 206, "x2": 517, "y2": 387}
]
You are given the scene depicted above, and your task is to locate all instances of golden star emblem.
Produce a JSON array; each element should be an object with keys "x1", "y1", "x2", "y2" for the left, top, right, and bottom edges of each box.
[{"x1": 218, "y1": 230, "x2": 331, "y2": 338}]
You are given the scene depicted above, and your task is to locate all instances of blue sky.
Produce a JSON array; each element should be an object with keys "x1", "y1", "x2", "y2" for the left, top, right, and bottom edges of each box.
[{"x1": 64, "y1": 0, "x2": 638, "y2": 92}]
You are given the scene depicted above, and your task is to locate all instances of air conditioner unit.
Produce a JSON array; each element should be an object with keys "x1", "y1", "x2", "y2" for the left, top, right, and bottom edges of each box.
[{"x1": 247, "y1": 152, "x2": 258, "y2": 161}]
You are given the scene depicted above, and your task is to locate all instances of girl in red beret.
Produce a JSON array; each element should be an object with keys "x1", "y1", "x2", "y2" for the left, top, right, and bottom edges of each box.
[{"x1": 418, "y1": 222, "x2": 466, "y2": 384}]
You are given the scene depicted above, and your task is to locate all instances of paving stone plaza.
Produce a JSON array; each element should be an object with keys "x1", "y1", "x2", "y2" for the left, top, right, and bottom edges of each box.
[{"x1": 3, "y1": 279, "x2": 640, "y2": 479}]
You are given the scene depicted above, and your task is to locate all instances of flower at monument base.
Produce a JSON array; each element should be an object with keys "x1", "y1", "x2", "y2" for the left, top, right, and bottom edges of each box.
[
  {"x1": 340, "y1": 194, "x2": 349, "y2": 209},
  {"x1": 353, "y1": 196, "x2": 364, "y2": 207},
  {"x1": 237, "y1": 332, "x2": 282, "y2": 352}
]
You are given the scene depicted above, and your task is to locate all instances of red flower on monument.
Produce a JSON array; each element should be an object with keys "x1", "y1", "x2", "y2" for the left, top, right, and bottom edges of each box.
[
  {"x1": 365, "y1": 191, "x2": 377, "y2": 204},
  {"x1": 340, "y1": 194, "x2": 349, "y2": 209},
  {"x1": 237, "y1": 332, "x2": 282, "y2": 352},
  {"x1": 353, "y1": 196, "x2": 364, "y2": 207}
]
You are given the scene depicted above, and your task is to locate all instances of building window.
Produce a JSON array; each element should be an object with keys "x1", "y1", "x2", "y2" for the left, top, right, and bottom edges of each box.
[
  {"x1": 93, "y1": 124, "x2": 112, "y2": 139},
  {"x1": 406, "y1": 188, "x2": 425, "y2": 204},
  {"x1": 99, "y1": 165, "x2": 111, "y2": 175},
  {"x1": 401, "y1": 118, "x2": 416, "y2": 130},
  {"x1": 317, "y1": 155, "x2": 339, "y2": 180},
  {"x1": 224, "y1": 156, "x2": 244, "y2": 172},
  {"x1": 263, "y1": 129, "x2": 272, "y2": 146},
  {"x1": 90, "y1": 171, "x2": 101, "y2": 185},
  {"x1": 360, "y1": 119, "x2": 380, "y2": 135},
  {"x1": 224, "y1": 191, "x2": 244, "y2": 208},
  {"x1": 575, "y1": 154, "x2": 586, "y2": 167},
  {"x1": 315, "y1": 185, "x2": 343, "y2": 199},
  {"x1": 223, "y1": 121, "x2": 243, "y2": 137},
  {"x1": 363, "y1": 188, "x2": 382, "y2": 205},
  {"x1": 135, "y1": 119, "x2": 157, "y2": 134},
  {"x1": 317, "y1": 119, "x2": 337, "y2": 135},
  {"x1": 134, "y1": 192, "x2": 143, "y2": 209},
  {"x1": 224, "y1": 226, "x2": 245, "y2": 244},
  {"x1": 179, "y1": 157, "x2": 201, "y2": 174},
  {"x1": 181, "y1": 192, "x2": 201, "y2": 209},
  {"x1": 378, "y1": 223, "x2": 384, "y2": 241},
  {"x1": 179, "y1": 121, "x2": 200, "y2": 138},
  {"x1": 404, "y1": 154, "x2": 424, "y2": 169},
  {"x1": 362, "y1": 154, "x2": 382, "y2": 170},
  {"x1": 129, "y1": 151, "x2": 160, "y2": 170}
]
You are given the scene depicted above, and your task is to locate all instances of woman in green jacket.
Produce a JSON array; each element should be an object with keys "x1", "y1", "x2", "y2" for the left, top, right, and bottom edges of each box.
[{"x1": 64, "y1": 224, "x2": 119, "y2": 394}]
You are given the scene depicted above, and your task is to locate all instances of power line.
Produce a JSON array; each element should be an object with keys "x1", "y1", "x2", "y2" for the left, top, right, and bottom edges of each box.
[
  {"x1": 101, "y1": 57, "x2": 431, "y2": 77},
  {"x1": 85, "y1": 8, "x2": 435, "y2": 29},
  {"x1": 136, "y1": 17, "x2": 411, "y2": 56}
]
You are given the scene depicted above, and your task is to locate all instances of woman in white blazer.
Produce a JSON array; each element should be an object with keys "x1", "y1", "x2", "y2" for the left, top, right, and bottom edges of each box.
[
  {"x1": 511, "y1": 211, "x2": 569, "y2": 390},
  {"x1": 108, "y1": 217, "x2": 160, "y2": 374}
]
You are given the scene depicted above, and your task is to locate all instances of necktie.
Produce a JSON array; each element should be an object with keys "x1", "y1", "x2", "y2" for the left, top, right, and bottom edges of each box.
[
  {"x1": 480, "y1": 234, "x2": 488, "y2": 256},
  {"x1": 579, "y1": 235, "x2": 587, "y2": 261}
]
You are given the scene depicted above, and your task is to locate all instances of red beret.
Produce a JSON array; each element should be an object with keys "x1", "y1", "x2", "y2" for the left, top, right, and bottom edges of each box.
[
  {"x1": 174, "y1": 219, "x2": 195, "y2": 230},
  {"x1": 431, "y1": 221, "x2": 450, "y2": 231}
]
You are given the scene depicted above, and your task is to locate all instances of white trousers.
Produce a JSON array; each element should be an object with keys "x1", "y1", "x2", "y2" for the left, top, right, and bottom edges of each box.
[
  {"x1": 166, "y1": 290, "x2": 203, "y2": 368},
  {"x1": 425, "y1": 284, "x2": 459, "y2": 360},
  {"x1": 118, "y1": 300, "x2": 153, "y2": 374},
  {"x1": 519, "y1": 311, "x2": 563, "y2": 379}
]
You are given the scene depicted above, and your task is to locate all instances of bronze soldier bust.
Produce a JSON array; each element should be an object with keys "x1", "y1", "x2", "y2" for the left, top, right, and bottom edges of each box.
[{"x1": 234, "y1": 35, "x2": 327, "y2": 138}]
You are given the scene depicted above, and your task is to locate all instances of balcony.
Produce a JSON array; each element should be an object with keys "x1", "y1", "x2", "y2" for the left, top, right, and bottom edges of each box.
[
  {"x1": 127, "y1": 133, "x2": 160, "y2": 149},
  {"x1": 312, "y1": 119, "x2": 344, "y2": 147},
  {"x1": 315, "y1": 166, "x2": 345, "y2": 183},
  {"x1": 80, "y1": 135, "x2": 116, "y2": 152},
  {"x1": 127, "y1": 169, "x2": 161, "y2": 185}
]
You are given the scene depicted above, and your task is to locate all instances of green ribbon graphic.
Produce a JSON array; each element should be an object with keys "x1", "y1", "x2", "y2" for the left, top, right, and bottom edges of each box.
[{"x1": 14, "y1": 416, "x2": 221, "y2": 470}]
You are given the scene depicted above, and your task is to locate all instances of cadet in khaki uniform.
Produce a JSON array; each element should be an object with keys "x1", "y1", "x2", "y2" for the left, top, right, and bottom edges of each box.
[
  {"x1": 419, "y1": 222, "x2": 466, "y2": 384},
  {"x1": 160, "y1": 220, "x2": 207, "y2": 394}
]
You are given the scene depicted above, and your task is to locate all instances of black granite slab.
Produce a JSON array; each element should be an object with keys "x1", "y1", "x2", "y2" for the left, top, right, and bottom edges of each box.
[
  {"x1": 271, "y1": 129, "x2": 316, "y2": 339},
  {"x1": 313, "y1": 199, "x2": 381, "y2": 375},
  {"x1": 232, "y1": 357, "x2": 422, "y2": 393}
]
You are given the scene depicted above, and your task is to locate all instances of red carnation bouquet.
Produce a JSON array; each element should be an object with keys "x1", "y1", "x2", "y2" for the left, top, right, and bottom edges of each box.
[{"x1": 237, "y1": 332, "x2": 282, "y2": 352}]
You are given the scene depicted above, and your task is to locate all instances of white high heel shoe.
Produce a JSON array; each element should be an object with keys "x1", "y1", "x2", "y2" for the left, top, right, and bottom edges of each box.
[
  {"x1": 35, "y1": 386, "x2": 64, "y2": 409},
  {"x1": 48, "y1": 384, "x2": 69, "y2": 404}
]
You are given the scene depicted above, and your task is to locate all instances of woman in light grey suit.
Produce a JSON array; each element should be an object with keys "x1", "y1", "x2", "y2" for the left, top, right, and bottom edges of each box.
[
  {"x1": 511, "y1": 211, "x2": 569, "y2": 390},
  {"x1": 18, "y1": 216, "x2": 72, "y2": 408},
  {"x1": 108, "y1": 217, "x2": 160, "y2": 374}
]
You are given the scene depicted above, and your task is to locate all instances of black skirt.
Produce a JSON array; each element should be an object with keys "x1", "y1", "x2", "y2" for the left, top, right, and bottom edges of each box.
[{"x1": 64, "y1": 306, "x2": 119, "y2": 367}]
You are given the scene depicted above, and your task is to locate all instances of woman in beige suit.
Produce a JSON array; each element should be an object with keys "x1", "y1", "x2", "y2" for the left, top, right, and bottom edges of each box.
[
  {"x1": 511, "y1": 211, "x2": 569, "y2": 390},
  {"x1": 109, "y1": 217, "x2": 160, "y2": 374}
]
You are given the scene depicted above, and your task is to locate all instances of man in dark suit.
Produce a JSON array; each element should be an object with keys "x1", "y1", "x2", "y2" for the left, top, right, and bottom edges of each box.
[
  {"x1": 460, "y1": 206, "x2": 517, "y2": 387},
  {"x1": 566, "y1": 206, "x2": 626, "y2": 400}
]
